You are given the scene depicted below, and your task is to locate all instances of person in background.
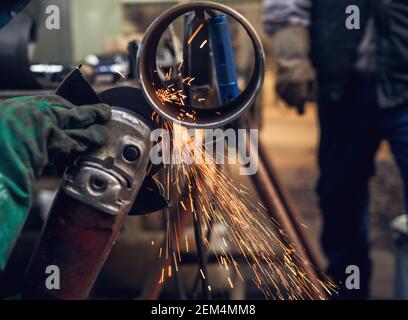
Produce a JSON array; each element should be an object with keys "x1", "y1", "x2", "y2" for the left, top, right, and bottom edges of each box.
[
  {"x1": 263, "y1": 0, "x2": 408, "y2": 299},
  {"x1": 0, "y1": 0, "x2": 112, "y2": 270}
]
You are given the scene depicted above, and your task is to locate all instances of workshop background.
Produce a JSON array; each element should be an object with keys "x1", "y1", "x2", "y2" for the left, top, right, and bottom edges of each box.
[{"x1": 0, "y1": 0, "x2": 402, "y2": 299}]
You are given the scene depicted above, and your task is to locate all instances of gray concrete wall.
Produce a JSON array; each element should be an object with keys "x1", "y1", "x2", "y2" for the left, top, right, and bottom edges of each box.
[
  {"x1": 70, "y1": 0, "x2": 123, "y2": 62},
  {"x1": 24, "y1": 0, "x2": 123, "y2": 65},
  {"x1": 25, "y1": 0, "x2": 72, "y2": 65}
]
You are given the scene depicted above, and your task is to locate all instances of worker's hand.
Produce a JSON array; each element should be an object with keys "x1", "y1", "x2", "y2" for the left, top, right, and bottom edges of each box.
[
  {"x1": 273, "y1": 26, "x2": 316, "y2": 114},
  {"x1": 0, "y1": 95, "x2": 111, "y2": 270}
]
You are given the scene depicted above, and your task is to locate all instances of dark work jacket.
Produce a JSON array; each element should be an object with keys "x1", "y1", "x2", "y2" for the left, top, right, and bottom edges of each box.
[{"x1": 310, "y1": 0, "x2": 408, "y2": 108}]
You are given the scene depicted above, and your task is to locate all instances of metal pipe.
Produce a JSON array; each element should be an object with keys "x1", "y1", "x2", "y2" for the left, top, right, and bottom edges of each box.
[
  {"x1": 137, "y1": 1, "x2": 265, "y2": 129},
  {"x1": 192, "y1": 213, "x2": 211, "y2": 299},
  {"x1": 240, "y1": 129, "x2": 328, "y2": 299},
  {"x1": 248, "y1": 118, "x2": 323, "y2": 271},
  {"x1": 140, "y1": 190, "x2": 192, "y2": 300}
]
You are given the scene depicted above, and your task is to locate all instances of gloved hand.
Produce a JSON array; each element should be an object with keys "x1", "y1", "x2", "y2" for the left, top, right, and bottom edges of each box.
[
  {"x1": 273, "y1": 26, "x2": 316, "y2": 114},
  {"x1": 0, "y1": 95, "x2": 111, "y2": 270}
]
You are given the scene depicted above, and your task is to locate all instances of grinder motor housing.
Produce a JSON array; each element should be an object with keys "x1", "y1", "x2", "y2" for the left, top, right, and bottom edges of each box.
[{"x1": 23, "y1": 69, "x2": 158, "y2": 300}]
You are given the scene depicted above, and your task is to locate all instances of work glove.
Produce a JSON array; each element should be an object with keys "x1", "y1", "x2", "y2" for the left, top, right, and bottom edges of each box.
[
  {"x1": 0, "y1": 95, "x2": 111, "y2": 270},
  {"x1": 273, "y1": 26, "x2": 316, "y2": 114}
]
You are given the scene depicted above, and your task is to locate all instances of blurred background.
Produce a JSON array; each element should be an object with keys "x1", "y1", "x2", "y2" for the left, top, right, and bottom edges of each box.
[{"x1": 0, "y1": 0, "x2": 403, "y2": 299}]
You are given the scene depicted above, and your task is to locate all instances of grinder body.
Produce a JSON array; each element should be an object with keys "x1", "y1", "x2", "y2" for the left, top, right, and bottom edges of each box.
[{"x1": 23, "y1": 108, "x2": 152, "y2": 299}]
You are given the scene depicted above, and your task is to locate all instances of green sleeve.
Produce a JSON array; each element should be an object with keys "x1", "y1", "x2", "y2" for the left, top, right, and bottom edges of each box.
[{"x1": 0, "y1": 95, "x2": 110, "y2": 270}]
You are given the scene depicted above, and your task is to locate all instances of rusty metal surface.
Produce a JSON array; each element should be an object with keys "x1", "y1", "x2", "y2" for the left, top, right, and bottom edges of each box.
[{"x1": 23, "y1": 194, "x2": 126, "y2": 299}]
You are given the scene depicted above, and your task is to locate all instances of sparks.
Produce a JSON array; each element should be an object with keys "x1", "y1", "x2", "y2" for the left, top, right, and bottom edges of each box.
[
  {"x1": 150, "y1": 39, "x2": 336, "y2": 298},
  {"x1": 227, "y1": 277, "x2": 234, "y2": 289},
  {"x1": 116, "y1": 71, "x2": 127, "y2": 79},
  {"x1": 200, "y1": 39, "x2": 208, "y2": 49},
  {"x1": 187, "y1": 22, "x2": 204, "y2": 45},
  {"x1": 152, "y1": 121, "x2": 336, "y2": 299}
]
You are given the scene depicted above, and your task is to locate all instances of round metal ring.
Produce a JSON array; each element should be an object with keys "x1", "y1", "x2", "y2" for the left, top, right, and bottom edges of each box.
[{"x1": 137, "y1": 1, "x2": 265, "y2": 128}]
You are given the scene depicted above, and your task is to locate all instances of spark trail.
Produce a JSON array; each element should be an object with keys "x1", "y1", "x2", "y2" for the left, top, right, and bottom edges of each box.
[{"x1": 152, "y1": 118, "x2": 336, "y2": 299}]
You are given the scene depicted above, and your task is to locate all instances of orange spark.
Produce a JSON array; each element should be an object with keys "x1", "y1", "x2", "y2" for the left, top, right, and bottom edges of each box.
[
  {"x1": 187, "y1": 22, "x2": 204, "y2": 44},
  {"x1": 200, "y1": 40, "x2": 208, "y2": 49}
]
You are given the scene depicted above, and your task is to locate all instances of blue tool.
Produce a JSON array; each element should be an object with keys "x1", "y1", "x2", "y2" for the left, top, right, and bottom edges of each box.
[{"x1": 208, "y1": 14, "x2": 240, "y2": 104}]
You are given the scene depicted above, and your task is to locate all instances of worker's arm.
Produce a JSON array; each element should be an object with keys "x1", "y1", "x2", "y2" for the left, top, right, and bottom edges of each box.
[
  {"x1": 262, "y1": 0, "x2": 316, "y2": 114},
  {"x1": 0, "y1": 95, "x2": 111, "y2": 270}
]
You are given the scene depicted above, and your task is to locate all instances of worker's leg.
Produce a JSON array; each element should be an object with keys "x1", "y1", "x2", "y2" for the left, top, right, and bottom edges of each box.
[
  {"x1": 317, "y1": 76, "x2": 381, "y2": 299},
  {"x1": 383, "y1": 106, "x2": 408, "y2": 220}
]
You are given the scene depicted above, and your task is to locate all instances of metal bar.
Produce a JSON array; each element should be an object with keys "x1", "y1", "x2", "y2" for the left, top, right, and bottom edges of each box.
[
  {"x1": 240, "y1": 127, "x2": 328, "y2": 299},
  {"x1": 248, "y1": 119, "x2": 323, "y2": 271},
  {"x1": 191, "y1": 220, "x2": 213, "y2": 299},
  {"x1": 167, "y1": 207, "x2": 187, "y2": 300},
  {"x1": 140, "y1": 190, "x2": 192, "y2": 300},
  {"x1": 192, "y1": 212, "x2": 211, "y2": 299}
]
